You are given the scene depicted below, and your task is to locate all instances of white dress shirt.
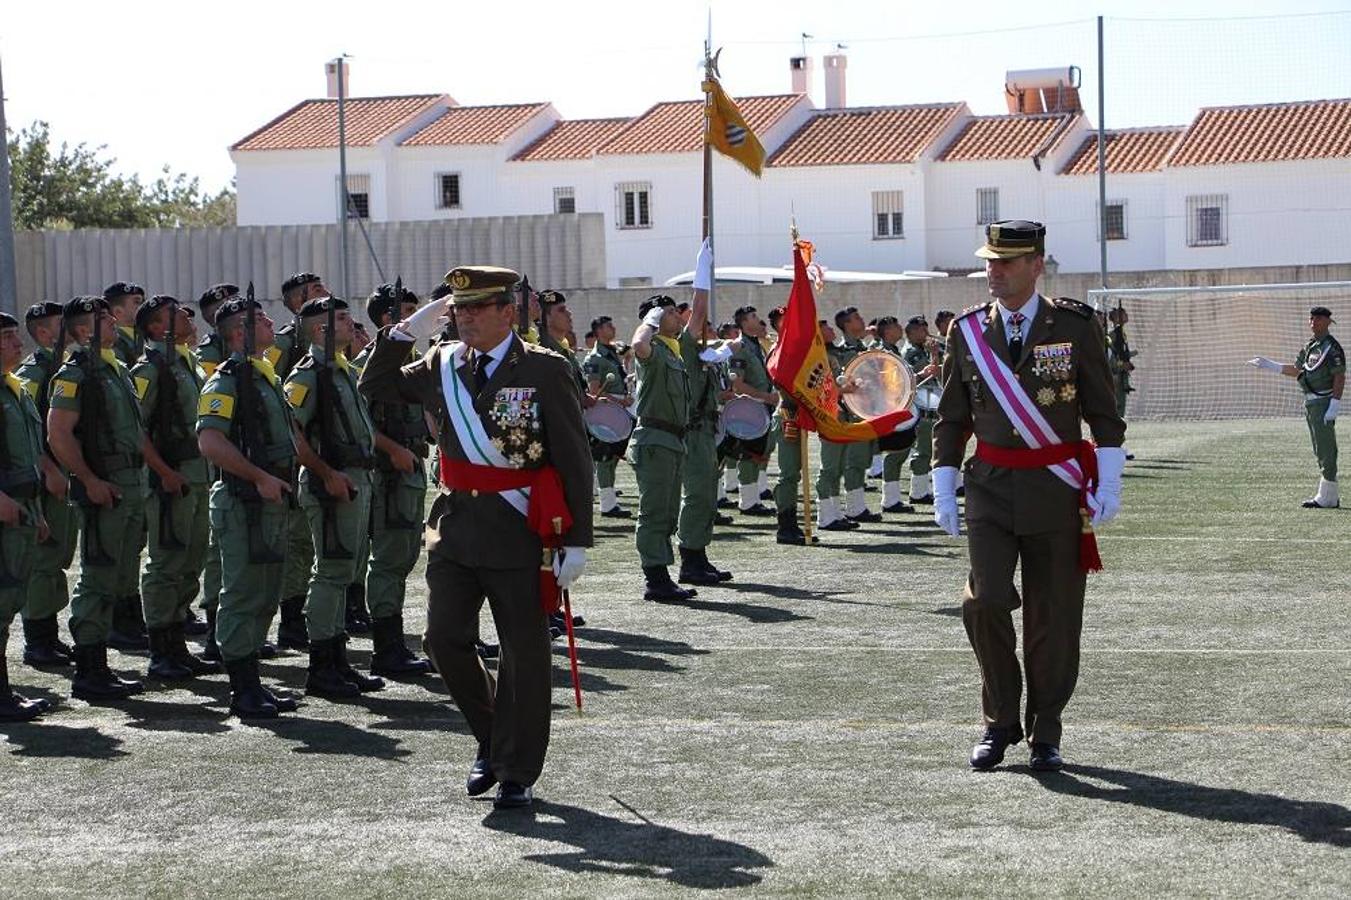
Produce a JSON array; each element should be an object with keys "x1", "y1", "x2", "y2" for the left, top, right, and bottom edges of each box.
[
  {"x1": 465, "y1": 331, "x2": 515, "y2": 380},
  {"x1": 995, "y1": 293, "x2": 1041, "y2": 345}
]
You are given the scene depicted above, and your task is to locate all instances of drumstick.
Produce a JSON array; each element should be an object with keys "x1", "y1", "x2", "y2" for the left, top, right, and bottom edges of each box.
[{"x1": 591, "y1": 372, "x2": 616, "y2": 398}]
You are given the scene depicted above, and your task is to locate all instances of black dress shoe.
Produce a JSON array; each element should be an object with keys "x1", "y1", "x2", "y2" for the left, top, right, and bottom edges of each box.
[
  {"x1": 259, "y1": 641, "x2": 278, "y2": 660},
  {"x1": 714, "y1": 512, "x2": 734, "y2": 526},
  {"x1": 847, "y1": 509, "x2": 883, "y2": 524},
  {"x1": 910, "y1": 494, "x2": 934, "y2": 505},
  {"x1": 739, "y1": 502, "x2": 774, "y2": 517},
  {"x1": 493, "y1": 782, "x2": 533, "y2": 809},
  {"x1": 881, "y1": 502, "x2": 914, "y2": 514},
  {"x1": 716, "y1": 497, "x2": 735, "y2": 510},
  {"x1": 759, "y1": 489, "x2": 773, "y2": 501},
  {"x1": 475, "y1": 640, "x2": 499, "y2": 660},
  {"x1": 821, "y1": 518, "x2": 859, "y2": 531},
  {"x1": 1029, "y1": 742, "x2": 1063, "y2": 772},
  {"x1": 467, "y1": 746, "x2": 497, "y2": 797},
  {"x1": 600, "y1": 507, "x2": 632, "y2": 519},
  {"x1": 969, "y1": 725, "x2": 1025, "y2": 770}
]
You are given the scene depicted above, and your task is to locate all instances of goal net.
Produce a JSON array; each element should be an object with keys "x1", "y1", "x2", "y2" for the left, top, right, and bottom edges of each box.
[{"x1": 1088, "y1": 282, "x2": 1351, "y2": 420}]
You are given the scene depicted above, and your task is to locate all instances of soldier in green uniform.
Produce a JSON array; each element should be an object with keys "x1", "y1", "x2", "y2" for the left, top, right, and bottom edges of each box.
[
  {"x1": 103, "y1": 281, "x2": 151, "y2": 650},
  {"x1": 196, "y1": 296, "x2": 300, "y2": 717},
  {"x1": 17, "y1": 302, "x2": 77, "y2": 668},
  {"x1": 900, "y1": 316, "x2": 942, "y2": 507},
  {"x1": 1249, "y1": 306, "x2": 1346, "y2": 508},
  {"x1": 1107, "y1": 307, "x2": 1135, "y2": 418},
  {"x1": 46, "y1": 296, "x2": 149, "y2": 700},
  {"x1": 285, "y1": 296, "x2": 384, "y2": 697},
  {"x1": 583, "y1": 315, "x2": 633, "y2": 519},
  {"x1": 677, "y1": 297, "x2": 734, "y2": 586},
  {"x1": 351, "y1": 283, "x2": 434, "y2": 676},
  {"x1": 192, "y1": 283, "x2": 237, "y2": 656},
  {"x1": 768, "y1": 307, "x2": 813, "y2": 545},
  {"x1": 130, "y1": 296, "x2": 218, "y2": 679},
  {"x1": 273, "y1": 273, "x2": 330, "y2": 649},
  {"x1": 728, "y1": 306, "x2": 777, "y2": 516},
  {"x1": 0, "y1": 312, "x2": 57, "y2": 720},
  {"x1": 833, "y1": 307, "x2": 882, "y2": 524},
  {"x1": 869, "y1": 317, "x2": 914, "y2": 514},
  {"x1": 813, "y1": 318, "x2": 855, "y2": 531}
]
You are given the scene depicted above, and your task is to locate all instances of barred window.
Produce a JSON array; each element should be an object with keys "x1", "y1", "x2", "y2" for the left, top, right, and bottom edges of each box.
[
  {"x1": 976, "y1": 187, "x2": 999, "y2": 225},
  {"x1": 436, "y1": 173, "x2": 461, "y2": 210},
  {"x1": 872, "y1": 190, "x2": 904, "y2": 239},
  {"x1": 1099, "y1": 199, "x2": 1128, "y2": 241},
  {"x1": 1187, "y1": 194, "x2": 1227, "y2": 247},
  {"x1": 554, "y1": 186, "x2": 576, "y2": 214},
  {"x1": 615, "y1": 182, "x2": 651, "y2": 229},
  {"x1": 338, "y1": 173, "x2": 370, "y2": 219}
]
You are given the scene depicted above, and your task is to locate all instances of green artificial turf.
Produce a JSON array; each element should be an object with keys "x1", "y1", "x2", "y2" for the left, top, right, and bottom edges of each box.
[{"x1": 2, "y1": 420, "x2": 1348, "y2": 897}]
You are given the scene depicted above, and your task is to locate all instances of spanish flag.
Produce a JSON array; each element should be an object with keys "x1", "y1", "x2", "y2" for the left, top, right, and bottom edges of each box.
[
  {"x1": 703, "y1": 78, "x2": 765, "y2": 177},
  {"x1": 767, "y1": 240, "x2": 914, "y2": 442}
]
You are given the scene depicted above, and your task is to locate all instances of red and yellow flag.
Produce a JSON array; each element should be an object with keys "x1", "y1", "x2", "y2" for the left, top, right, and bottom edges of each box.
[
  {"x1": 703, "y1": 78, "x2": 765, "y2": 177},
  {"x1": 767, "y1": 240, "x2": 913, "y2": 442}
]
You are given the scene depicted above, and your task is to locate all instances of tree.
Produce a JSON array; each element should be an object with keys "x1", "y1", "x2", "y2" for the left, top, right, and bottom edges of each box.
[{"x1": 6, "y1": 120, "x2": 235, "y2": 230}]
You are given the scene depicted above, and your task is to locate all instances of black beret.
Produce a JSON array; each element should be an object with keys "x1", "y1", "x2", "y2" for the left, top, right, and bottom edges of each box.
[
  {"x1": 199, "y1": 283, "x2": 239, "y2": 307},
  {"x1": 538, "y1": 289, "x2": 567, "y2": 309},
  {"x1": 64, "y1": 295, "x2": 109, "y2": 319},
  {"x1": 282, "y1": 272, "x2": 321, "y2": 295},
  {"x1": 638, "y1": 295, "x2": 676, "y2": 318},
  {"x1": 366, "y1": 283, "x2": 418, "y2": 324},
  {"x1": 25, "y1": 301, "x2": 64, "y2": 322},
  {"x1": 1311, "y1": 306, "x2": 1335, "y2": 320},
  {"x1": 934, "y1": 309, "x2": 955, "y2": 321},
  {"x1": 905, "y1": 315, "x2": 928, "y2": 329},
  {"x1": 873, "y1": 316, "x2": 898, "y2": 331},
  {"x1": 183, "y1": 307, "x2": 197, "y2": 319},
  {"x1": 299, "y1": 296, "x2": 348, "y2": 319},
  {"x1": 214, "y1": 297, "x2": 263, "y2": 327},
  {"x1": 103, "y1": 281, "x2": 145, "y2": 301},
  {"x1": 590, "y1": 315, "x2": 612, "y2": 332},
  {"x1": 0, "y1": 312, "x2": 18, "y2": 329},
  {"x1": 135, "y1": 295, "x2": 179, "y2": 331}
]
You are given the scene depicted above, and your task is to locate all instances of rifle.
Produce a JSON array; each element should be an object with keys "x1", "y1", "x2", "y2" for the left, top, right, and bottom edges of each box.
[
  {"x1": 70, "y1": 302, "x2": 115, "y2": 566},
  {"x1": 313, "y1": 293, "x2": 358, "y2": 559},
  {"x1": 518, "y1": 274, "x2": 531, "y2": 338},
  {"x1": 232, "y1": 283, "x2": 286, "y2": 564},
  {"x1": 150, "y1": 301, "x2": 188, "y2": 550}
]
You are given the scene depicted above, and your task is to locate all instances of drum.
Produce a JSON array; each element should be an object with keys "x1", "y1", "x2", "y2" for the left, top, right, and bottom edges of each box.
[
  {"x1": 914, "y1": 384, "x2": 942, "y2": 414},
  {"x1": 841, "y1": 350, "x2": 916, "y2": 419},
  {"x1": 584, "y1": 398, "x2": 635, "y2": 461},
  {"x1": 877, "y1": 424, "x2": 918, "y2": 453},
  {"x1": 717, "y1": 396, "x2": 772, "y2": 461}
]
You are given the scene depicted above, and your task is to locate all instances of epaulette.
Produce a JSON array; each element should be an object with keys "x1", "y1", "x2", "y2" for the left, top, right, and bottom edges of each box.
[
  {"x1": 66, "y1": 348, "x2": 92, "y2": 366},
  {"x1": 1052, "y1": 297, "x2": 1094, "y2": 318},
  {"x1": 523, "y1": 340, "x2": 565, "y2": 362},
  {"x1": 276, "y1": 322, "x2": 296, "y2": 336},
  {"x1": 217, "y1": 357, "x2": 244, "y2": 376},
  {"x1": 294, "y1": 354, "x2": 318, "y2": 371},
  {"x1": 196, "y1": 333, "x2": 219, "y2": 350},
  {"x1": 955, "y1": 301, "x2": 992, "y2": 321}
]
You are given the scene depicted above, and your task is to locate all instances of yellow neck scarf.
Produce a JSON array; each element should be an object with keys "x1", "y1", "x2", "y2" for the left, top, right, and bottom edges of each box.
[
  {"x1": 100, "y1": 348, "x2": 121, "y2": 368},
  {"x1": 250, "y1": 356, "x2": 279, "y2": 387},
  {"x1": 4, "y1": 372, "x2": 21, "y2": 399},
  {"x1": 654, "y1": 334, "x2": 680, "y2": 357},
  {"x1": 118, "y1": 325, "x2": 135, "y2": 339}
]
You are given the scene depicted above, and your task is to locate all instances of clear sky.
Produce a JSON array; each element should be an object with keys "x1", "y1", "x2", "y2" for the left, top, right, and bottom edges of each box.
[{"x1": 4, "y1": 0, "x2": 1349, "y2": 193}]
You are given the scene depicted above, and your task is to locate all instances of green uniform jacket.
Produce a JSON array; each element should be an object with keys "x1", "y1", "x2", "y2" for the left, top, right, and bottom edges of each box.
[
  {"x1": 582, "y1": 344, "x2": 628, "y2": 399},
  {"x1": 684, "y1": 336, "x2": 723, "y2": 432},
  {"x1": 196, "y1": 331, "x2": 227, "y2": 380},
  {"x1": 539, "y1": 332, "x2": 587, "y2": 395},
  {"x1": 0, "y1": 375, "x2": 46, "y2": 522},
  {"x1": 632, "y1": 335, "x2": 692, "y2": 454},
  {"x1": 352, "y1": 341, "x2": 431, "y2": 489},
  {"x1": 114, "y1": 326, "x2": 143, "y2": 368},
  {"x1": 48, "y1": 347, "x2": 146, "y2": 488},
  {"x1": 131, "y1": 342, "x2": 210, "y2": 485},
  {"x1": 285, "y1": 346, "x2": 377, "y2": 484},
  {"x1": 196, "y1": 355, "x2": 298, "y2": 477},
  {"x1": 269, "y1": 318, "x2": 306, "y2": 380},
  {"x1": 1296, "y1": 334, "x2": 1345, "y2": 397},
  {"x1": 17, "y1": 346, "x2": 61, "y2": 424},
  {"x1": 729, "y1": 335, "x2": 772, "y2": 394}
]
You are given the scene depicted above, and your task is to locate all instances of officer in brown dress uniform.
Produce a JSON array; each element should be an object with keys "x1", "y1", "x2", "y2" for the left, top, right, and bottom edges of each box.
[
  {"x1": 932, "y1": 221, "x2": 1126, "y2": 772},
  {"x1": 358, "y1": 265, "x2": 593, "y2": 809}
]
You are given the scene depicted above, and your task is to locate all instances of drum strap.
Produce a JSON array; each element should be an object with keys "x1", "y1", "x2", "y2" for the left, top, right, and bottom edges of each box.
[{"x1": 639, "y1": 416, "x2": 686, "y2": 439}]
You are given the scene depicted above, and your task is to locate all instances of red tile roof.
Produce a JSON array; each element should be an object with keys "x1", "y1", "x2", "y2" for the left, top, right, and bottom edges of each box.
[
  {"x1": 401, "y1": 103, "x2": 551, "y2": 146},
  {"x1": 598, "y1": 94, "x2": 804, "y2": 156},
  {"x1": 937, "y1": 113, "x2": 1079, "y2": 162},
  {"x1": 767, "y1": 103, "x2": 965, "y2": 167},
  {"x1": 232, "y1": 95, "x2": 446, "y2": 151},
  {"x1": 1167, "y1": 99, "x2": 1351, "y2": 167},
  {"x1": 1060, "y1": 127, "x2": 1186, "y2": 175},
  {"x1": 512, "y1": 117, "x2": 633, "y2": 162}
]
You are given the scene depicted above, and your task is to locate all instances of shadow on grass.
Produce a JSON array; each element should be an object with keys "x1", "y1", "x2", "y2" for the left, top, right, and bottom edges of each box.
[
  {"x1": 838, "y1": 541, "x2": 956, "y2": 558},
  {"x1": 482, "y1": 798, "x2": 773, "y2": 888},
  {"x1": 1, "y1": 723, "x2": 129, "y2": 759},
  {"x1": 717, "y1": 581, "x2": 891, "y2": 610},
  {"x1": 929, "y1": 605, "x2": 963, "y2": 618},
  {"x1": 253, "y1": 716, "x2": 412, "y2": 760},
  {"x1": 658, "y1": 595, "x2": 813, "y2": 624},
  {"x1": 118, "y1": 691, "x2": 234, "y2": 736},
  {"x1": 1035, "y1": 764, "x2": 1350, "y2": 848},
  {"x1": 359, "y1": 695, "x2": 474, "y2": 735}
]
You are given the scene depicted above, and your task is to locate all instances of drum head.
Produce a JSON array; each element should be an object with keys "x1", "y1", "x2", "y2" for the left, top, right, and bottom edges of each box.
[
  {"x1": 841, "y1": 350, "x2": 915, "y2": 419},
  {"x1": 915, "y1": 384, "x2": 942, "y2": 412},
  {"x1": 584, "y1": 399, "x2": 634, "y2": 443},
  {"x1": 721, "y1": 397, "x2": 771, "y2": 440}
]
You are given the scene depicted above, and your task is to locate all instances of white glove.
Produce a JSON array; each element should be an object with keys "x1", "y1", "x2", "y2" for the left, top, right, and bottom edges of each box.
[
  {"x1": 693, "y1": 237, "x2": 714, "y2": 291},
  {"x1": 1247, "y1": 356, "x2": 1282, "y2": 373},
  {"x1": 932, "y1": 465, "x2": 961, "y2": 537},
  {"x1": 394, "y1": 295, "x2": 451, "y2": 342},
  {"x1": 1091, "y1": 447, "x2": 1126, "y2": 527},
  {"x1": 699, "y1": 344, "x2": 733, "y2": 364},
  {"x1": 641, "y1": 305, "x2": 668, "y2": 330},
  {"x1": 1326, "y1": 398, "x2": 1340, "y2": 424},
  {"x1": 553, "y1": 546, "x2": 587, "y2": 589}
]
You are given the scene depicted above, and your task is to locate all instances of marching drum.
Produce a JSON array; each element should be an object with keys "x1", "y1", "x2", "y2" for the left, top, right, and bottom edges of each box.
[
  {"x1": 914, "y1": 383, "x2": 942, "y2": 414},
  {"x1": 717, "y1": 396, "x2": 773, "y2": 461},
  {"x1": 840, "y1": 350, "x2": 916, "y2": 419},
  {"x1": 584, "y1": 398, "x2": 635, "y2": 461}
]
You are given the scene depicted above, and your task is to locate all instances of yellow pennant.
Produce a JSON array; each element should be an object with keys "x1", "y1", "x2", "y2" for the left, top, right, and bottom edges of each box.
[{"x1": 703, "y1": 78, "x2": 766, "y2": 177}]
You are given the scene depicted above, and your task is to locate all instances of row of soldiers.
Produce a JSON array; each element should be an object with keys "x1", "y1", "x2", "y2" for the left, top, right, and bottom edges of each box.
[{"x1": 0, "y1": 275, "x2": 444, "y2": 721}]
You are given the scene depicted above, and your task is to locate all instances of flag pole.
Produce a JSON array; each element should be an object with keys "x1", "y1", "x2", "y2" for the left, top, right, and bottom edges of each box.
[
  {"x1": 701, "y1": 12, "x2": 716, "y2": 340},
  {"x1": 790, "y1": 217, "x2": 813, "y2": 544}
]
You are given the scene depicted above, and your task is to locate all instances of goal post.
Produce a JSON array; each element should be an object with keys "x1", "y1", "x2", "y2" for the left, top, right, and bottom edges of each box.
[{"x1": 1087, "y1": 281, "x2": 1351, "y2": 420}]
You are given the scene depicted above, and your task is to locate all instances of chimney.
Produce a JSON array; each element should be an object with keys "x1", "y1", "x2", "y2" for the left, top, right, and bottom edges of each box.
[
  {"x1": 325, "y1": 59, "x2": 350, "y2": 99},
  {"x1": 823, "y1": 53, "x2": 847, "y2": 108},
  {"x1": 790, "y1": 56, "x2": 814, "y2": 98}
]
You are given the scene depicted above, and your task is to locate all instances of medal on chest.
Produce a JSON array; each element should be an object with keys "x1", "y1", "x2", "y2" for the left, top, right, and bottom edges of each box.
[
  {"x1": 1031, "y1": 342, "x2": 1074, "y2": 381},
  {"x1": 488, "y1": 387, "x2": 542, "y2": 467}
]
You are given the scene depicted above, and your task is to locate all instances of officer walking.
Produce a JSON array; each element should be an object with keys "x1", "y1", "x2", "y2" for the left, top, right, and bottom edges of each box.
[
  {"x1": 1249, "y1": 306, "x2": 1345, "y2": 508},
  {"x1": 17, "y1": 302, "x2": 77, "y2": 668},
  {"x1": 582, "y1": 316, "x2": 633, "y2": 519},
  {"x1": 196, "y1": 296, "x2": 300, "y2": 718}
]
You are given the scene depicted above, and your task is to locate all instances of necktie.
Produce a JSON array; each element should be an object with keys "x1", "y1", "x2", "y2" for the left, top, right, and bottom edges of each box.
[
  {"x1": 473, "y1": 351, "x2": 492, "y2": 395},
  {"x1": 1008, "y1": 312, "x2": 1025, "y2": 364}
]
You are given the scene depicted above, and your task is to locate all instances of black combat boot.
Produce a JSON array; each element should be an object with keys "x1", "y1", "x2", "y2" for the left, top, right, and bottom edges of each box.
[
  {"x1": 677, "y1": 547, "x2": 723, "y2": 586},
  {"x1": 369, "y1": 614, "x2": 433, "y2": 676},
  {"x1": 182, "y1": 605, "x2": 209, "y2": 637},
  {"x1": 201, "y1": 607, "x2": 221, "y2": 661},
  {"x1": 344, "y1": 583, "x2": 371, "y2": 634},
  {"x1": 333, "y1": 633, "x2": 385, "y2": 693},
  {"x1": 0, "y1": 648, "x2": 50, "y2": 721},
  {"x1": 22, "y1": 616, "x2": 74, "y2": 668},
  {"x1": 71, "y1": 642, "x2": 144, "y2": 701},
  {"x1": 167, "y1": 622, "x2": 220, "y2": 676},
  {"x1": 147, "y1": 627, "x2": 193, "y2": 680},
  {"x1": 276, "y1": 595, "x2": 309, "y2": 651},
  {"x1": 225, "y1": 655, "x2": 278, "y2": 719},
  {"x1": 775, "y1": 509, "x2": 807, "y2": 546},
  {"x1": 108, "y1": 595, "x2": 149, "y2": 652},
  {"x1": 643, "y1": 566, "x2": 696, "y2": 602},
  {"x1": 696, "y1": 548, "x2": 733, "y2": 582},
  {"x1": 305, "y1": 637, "x2": 360, "y2": 699}
]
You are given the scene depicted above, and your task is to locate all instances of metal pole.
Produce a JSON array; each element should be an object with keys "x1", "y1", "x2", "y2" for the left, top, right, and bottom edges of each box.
[
  {"x1": 335, "y1": 56, "x2": 351, "y2": 302},
  {"x1": 702, "y1": 16, "x2": 716, "y2": 334},
  {"x1": 1096, "y1": 16, "x2": 1108, "y2": 291},
  {"x1": 0, "y1": 54, "x2": 18, "y2": 315}
]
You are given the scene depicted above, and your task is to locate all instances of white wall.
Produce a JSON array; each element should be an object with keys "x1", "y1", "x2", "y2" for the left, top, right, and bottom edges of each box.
[
  {"x1": 1042, "y1": 173, "x2": 1167, "y2": 272},
  {"x1": 925, "y1": 159, "x2": 1046, "y2": 269},
  {"x1": 235, "y1": 147, "x2": 391, "y2": 226}
]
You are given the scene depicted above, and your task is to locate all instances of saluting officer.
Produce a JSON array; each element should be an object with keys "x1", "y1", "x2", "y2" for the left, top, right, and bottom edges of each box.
[
  {"x1": 196, "y1": 297, "x2": 300, "y2": 718},
  {"x1": 130, "y1": 296, "x2": 218, "y2": 680},
  {"x1": 17, "y1": 302, "x2": 78, "y2": 668},
  {"x1": 350, "y1": 283, "x2": 434, "y2": 676},
  {"x1": 582, "y1": 315, "x2": 633, "y2": 519},
  {"x1": 284, "y1": 296, "x2": 384, "y2": 697},
  {"x1": 358, "y1": 264, "x2": 594, "y2": 810},
  {"x1": 1249, "y1": 306, "x2": 1345, "y2": 508},
  {"x1": 0, "y1": 311, "x2": 56, "y2": 721},
  {"x1": 933, "y1": 220, "x2": 1125, "y2": 772},
  {"x1": 46, "y1": 296, "x2": 150, "y2": 700}
]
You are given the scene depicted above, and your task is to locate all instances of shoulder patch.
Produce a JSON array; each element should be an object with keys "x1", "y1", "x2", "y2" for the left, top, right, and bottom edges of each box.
[
  {"x1": 284, "y1": 381, "x2": 310, "y2": 408},
  {"x1": 956, "y1": 301, "x2": 993, "y2": 321},
  {"x1": 51, "y1": 379, "x2": 80, "y2": 400},
  {"x1": 1052, "y1": 297, "x2": 1095, "y2": 318},
  {"x1": 263, "y1": 345, "x2": 283, "y2": 368},
  {"x1": 133, "y1": 376, "x2": 151, "y2": 401},
  {"x1": 20, "y1": 378, "x2": 40, "y2": 401},
  {"x1": 198, "y1": 392, "x2": 235, "y2": 419}
]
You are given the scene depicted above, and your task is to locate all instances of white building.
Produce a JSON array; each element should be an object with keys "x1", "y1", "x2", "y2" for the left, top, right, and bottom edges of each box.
[{"x1": 230, "y1": 61, "x2": 1351, "y2": 286}]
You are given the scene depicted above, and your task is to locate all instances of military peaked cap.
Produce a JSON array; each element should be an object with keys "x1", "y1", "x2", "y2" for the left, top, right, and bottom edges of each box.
[{"x1": 975, "y1": 220, "x2": 1046, "y2": 260}]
